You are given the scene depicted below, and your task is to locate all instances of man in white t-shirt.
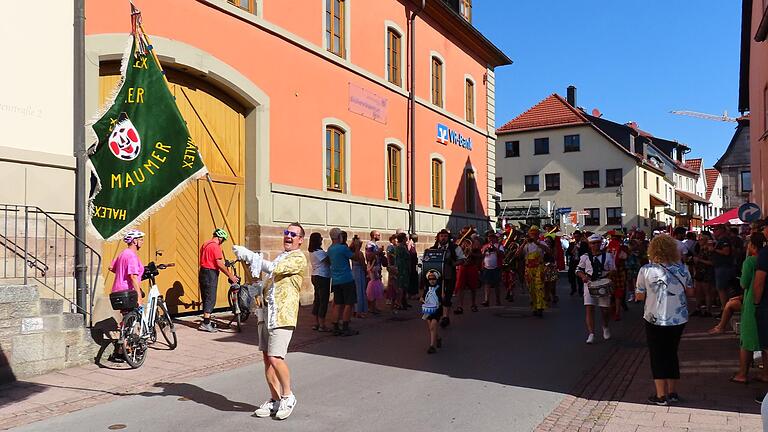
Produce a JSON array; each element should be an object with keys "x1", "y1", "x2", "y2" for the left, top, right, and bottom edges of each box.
[{"x1": 577, "y1": 234, "x2": 616, "y2": 344}]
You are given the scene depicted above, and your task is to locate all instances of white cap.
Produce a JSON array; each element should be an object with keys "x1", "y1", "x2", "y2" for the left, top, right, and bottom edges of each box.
[{"x1": 588, "y1": 234, "x2": 602, "y2": 242}]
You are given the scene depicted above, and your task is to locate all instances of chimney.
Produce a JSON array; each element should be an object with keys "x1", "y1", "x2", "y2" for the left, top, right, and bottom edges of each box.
[{"x1": 566, "y1": 86, "x2": 577, "y2": 107}]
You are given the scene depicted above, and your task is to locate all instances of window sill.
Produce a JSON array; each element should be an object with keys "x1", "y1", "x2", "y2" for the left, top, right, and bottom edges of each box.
[
  {"x1": 583, "y1": 186, "x2": 600, "y2": 189},
  {"x1": 533, "y1": 153, "x2": 550, "y2": 156},
  {"x1": 564, "y1": 149, "x2": 580, "y2": 153}
]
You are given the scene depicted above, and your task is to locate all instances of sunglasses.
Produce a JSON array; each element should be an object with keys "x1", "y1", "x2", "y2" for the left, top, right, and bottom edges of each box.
[{"x1": 283, "y1": 230, "x2": 302, "y2": 238}]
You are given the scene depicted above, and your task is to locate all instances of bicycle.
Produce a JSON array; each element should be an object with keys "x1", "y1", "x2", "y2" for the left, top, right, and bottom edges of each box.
[
  {"x1": 225, "y1": 259, "x2": 251, "y2": 332},
  {"x1": 112, "y1": 261, "x2": 178, "y2": 369}
]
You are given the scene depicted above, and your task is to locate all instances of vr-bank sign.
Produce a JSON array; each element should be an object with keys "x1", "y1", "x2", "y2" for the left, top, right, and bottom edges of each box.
[{"x1": 436, "y1": 123, "x2": 472, "y2": 150}]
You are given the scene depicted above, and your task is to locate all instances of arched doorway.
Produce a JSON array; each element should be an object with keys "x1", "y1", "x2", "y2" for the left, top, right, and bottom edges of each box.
[{"x1": 98, "y1": 64, "x2": 246, "y2": 314}]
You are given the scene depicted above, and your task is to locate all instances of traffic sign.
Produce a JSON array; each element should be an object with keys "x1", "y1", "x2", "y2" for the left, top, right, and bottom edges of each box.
[
  {"x1": 576, "y1": 211, "x2": 590, "y2": 216},
  {"x1": 556, "y1": 207, "x2": 572, "y2": 214},
  {"x1": 738, "y1": 202, "x2": 761, "y2": 223}
]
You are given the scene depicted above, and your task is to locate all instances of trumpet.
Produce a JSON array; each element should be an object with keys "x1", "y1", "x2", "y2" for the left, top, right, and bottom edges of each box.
[{"x1": 456, "y1": 225, "x2": 476, "y2": 255}]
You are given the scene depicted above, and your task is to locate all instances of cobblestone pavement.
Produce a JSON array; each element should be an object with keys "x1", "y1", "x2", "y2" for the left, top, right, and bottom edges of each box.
[{"x1": 535, "y1": 307, "x2": 765, "y2": 432}]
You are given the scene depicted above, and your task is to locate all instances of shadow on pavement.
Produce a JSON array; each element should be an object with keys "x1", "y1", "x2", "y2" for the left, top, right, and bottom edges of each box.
[{"x1": 138, "y1": 381, "x2": 257, "y2": 412}]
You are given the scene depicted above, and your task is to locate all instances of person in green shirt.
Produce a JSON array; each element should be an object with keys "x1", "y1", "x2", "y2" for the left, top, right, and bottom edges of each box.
[{"x1": 731, "y1": 232, "x2": 768, "y2": 384}]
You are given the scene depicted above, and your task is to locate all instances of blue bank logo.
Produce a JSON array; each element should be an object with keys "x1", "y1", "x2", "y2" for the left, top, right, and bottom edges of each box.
[{"x1": 436, "y1": 123, "x2": 472, "y2": 150}]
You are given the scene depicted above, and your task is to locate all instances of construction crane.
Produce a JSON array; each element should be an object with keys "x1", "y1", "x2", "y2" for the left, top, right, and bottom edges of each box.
[{"x1": 670, "y1": 110, "x2": 737, "y2": 122}]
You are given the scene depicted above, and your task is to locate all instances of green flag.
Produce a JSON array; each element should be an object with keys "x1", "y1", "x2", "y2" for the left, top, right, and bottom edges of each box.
[{"x1": 88, "y1": 29, "x2": 206, "y2": 241}]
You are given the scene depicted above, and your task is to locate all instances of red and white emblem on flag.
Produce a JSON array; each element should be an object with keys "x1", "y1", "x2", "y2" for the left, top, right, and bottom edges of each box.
[{"x1": 108, "y1": 113, "x2": 142, "y2": 161}]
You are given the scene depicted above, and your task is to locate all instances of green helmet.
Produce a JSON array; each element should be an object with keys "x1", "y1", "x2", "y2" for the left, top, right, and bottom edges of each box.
[{"x1": 213, "y1": 228, "x2": 228, "y2": 241}]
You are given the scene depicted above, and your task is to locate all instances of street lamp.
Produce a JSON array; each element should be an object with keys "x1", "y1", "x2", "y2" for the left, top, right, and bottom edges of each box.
[{"x1": 616, "y1": 185, "x2": 624, "y2": 230}]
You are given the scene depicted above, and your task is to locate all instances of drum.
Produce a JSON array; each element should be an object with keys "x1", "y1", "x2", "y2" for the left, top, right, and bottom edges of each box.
[{"x1": 587, "y1": 278, "x2": 613, "y2": 297}]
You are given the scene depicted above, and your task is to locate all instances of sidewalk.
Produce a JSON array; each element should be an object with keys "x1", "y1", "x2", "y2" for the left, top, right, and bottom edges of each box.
[
  {"x1": 0, "y1": 305, "x2": 389, "y2": 430},
  {"x1": 536, "y1": 309, "x2": 765, "y2": 432}
]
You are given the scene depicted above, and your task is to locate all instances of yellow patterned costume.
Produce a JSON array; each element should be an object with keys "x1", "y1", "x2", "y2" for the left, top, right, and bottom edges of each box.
[
  {"x1": 524, "y1": 247, "x2": 547, "y2": 311},
  {"x1": 263, "y1": 249, "x2": 307, "y2": 329}
]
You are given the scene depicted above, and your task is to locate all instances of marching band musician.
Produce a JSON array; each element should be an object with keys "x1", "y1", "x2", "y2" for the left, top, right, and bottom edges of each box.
[
  {"x1": 577, "y1": 234, "x2": 616, "y2": 345},
  {"x1": 516, "y1": 225, "x2": 550, "y2": 317},
  {"x1": 501, "y1": 224, "x2": 519, "y2": 302}
]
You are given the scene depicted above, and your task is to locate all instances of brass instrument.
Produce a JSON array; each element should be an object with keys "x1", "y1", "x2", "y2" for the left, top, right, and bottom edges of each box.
[
  {"x1": 456, "y1": 225, "x2": 476, "y2": 256},
  {"x1": 502, "y1": 227, "x2": 520, "y2": 269}
]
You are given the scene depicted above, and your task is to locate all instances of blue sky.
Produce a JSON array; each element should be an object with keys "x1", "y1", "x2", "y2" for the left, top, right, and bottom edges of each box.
[{"x1": 474, "y1": 1, "x2": 742, "y2": 168}]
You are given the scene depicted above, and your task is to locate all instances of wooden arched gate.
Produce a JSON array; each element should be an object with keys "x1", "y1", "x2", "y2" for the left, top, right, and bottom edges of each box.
[{"x1": 99, "y1": 67, "x2": 246, "y2": 314}]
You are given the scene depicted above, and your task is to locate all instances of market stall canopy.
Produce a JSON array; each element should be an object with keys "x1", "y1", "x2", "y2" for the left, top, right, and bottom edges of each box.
[{"x1": 704, "y1": 208, "x2": 742, "y2": 226}]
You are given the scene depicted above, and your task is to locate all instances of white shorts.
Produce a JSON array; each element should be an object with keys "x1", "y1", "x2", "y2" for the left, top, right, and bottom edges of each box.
[
  {"x1": 258, "y1": 324, "x2": 294, "y2": 358},
  {"x1": 583, "y1": 289, "x2": 611, "y2": 308}
]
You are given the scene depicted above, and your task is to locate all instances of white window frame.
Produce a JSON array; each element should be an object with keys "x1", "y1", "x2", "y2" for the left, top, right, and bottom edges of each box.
[
  {"x1": 322, "y1": 0, "x2": 351, "y2": 60},
  {"x1": 383, "y1": 21, "x2": 406, "y2": 88},
  {"x1": 429, "y1": 50, "x2": 446, "y2": 108},
  {"x1": 322, "y1": 117, "x2": 352, "y2": 194},
  {"x1": 384, "y1": 138, "x2": 406, "y2": 201}
]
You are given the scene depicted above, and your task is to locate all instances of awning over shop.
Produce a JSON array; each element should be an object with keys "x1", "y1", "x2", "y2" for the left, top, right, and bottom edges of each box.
[
  {"x1": 663, "y1": 207, "x2": 679, "y2": 216},
  {"x1": 704, "y1": 208, "x2": 742, "y2": 226},
  {"x1": 649, "y1": 194, "x2": 669, "y2": 207},
  {"x1": 675, "y1": 189, "x2": 708, "y2": 204}
]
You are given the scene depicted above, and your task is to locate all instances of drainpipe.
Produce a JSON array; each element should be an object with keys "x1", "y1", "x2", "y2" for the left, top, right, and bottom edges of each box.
[
  {"x1": 408, "y1": 0, "x2": 425, "y2": 235},
  {"x1": 74, "y1": 0, "x2": 87, "y2": 314}
]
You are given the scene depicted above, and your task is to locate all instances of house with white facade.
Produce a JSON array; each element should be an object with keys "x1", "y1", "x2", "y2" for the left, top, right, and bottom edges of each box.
[
  {"x1": 705, "y1": 168, "x2": 724, "y2": 219},
  {"x1": 494, "y1": 89, "x2": 675, "y2": 233}
]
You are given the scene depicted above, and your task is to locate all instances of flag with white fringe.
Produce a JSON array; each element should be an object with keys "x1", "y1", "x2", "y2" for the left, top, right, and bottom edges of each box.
[{"x1": 88, "y1": 3, "x2": 206, "y2": 240}]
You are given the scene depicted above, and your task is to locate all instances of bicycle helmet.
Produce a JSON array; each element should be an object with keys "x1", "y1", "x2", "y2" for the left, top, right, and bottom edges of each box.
[
  {"x1": 123, "y1": 229, "x2": 145, "y2": 244},
  {"x1": 213, "y1": 228, "x2": 228, "y2": 241}
]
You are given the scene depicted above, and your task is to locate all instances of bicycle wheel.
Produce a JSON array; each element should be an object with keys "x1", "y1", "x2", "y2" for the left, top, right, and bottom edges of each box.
[
  {"x1": 122, "y1": 311, "x2": 147, "y2": 369},
  {"x1": 155, "y1": 299, "x2": 177, "y2": 350},
  {"x1": 228, "y1": 287, "x2": 242, "y2": 332}
]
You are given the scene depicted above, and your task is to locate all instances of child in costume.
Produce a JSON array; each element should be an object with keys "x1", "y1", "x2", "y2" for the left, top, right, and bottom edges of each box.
[{"x1": 421, "y1": 269, "x2": 443, "y2": 354}]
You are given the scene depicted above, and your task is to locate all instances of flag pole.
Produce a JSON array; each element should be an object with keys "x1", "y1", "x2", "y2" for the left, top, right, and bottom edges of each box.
[{"x1": 134, "y1": 9, "x2": 237, "y2": 240}]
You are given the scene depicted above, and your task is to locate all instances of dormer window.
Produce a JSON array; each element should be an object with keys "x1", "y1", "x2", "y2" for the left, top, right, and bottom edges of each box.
[{"x1": 459, "y1": 0, "x2": 472, "y2": 22}]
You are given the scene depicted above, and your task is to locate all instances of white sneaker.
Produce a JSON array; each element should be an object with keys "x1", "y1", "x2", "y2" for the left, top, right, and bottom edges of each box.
[
  {"x1": 275, "y1": 394, "x2": 297, "y2": 420},
  {"x1": 586, "y1": 333, "x2": 595, "y2": 344},
  {"x1": 253, "y1": 399, "x2": 278, "y2": 417},
  {"x1": 603, "y1": 327, "x2": 611, "y2": 340}
]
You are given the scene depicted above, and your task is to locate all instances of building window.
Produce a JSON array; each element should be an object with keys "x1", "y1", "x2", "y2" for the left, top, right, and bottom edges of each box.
[
  {"x1": 326, "y1": 0, "x2": 346, "y2": 58},
  {"x1": 644, "y1": 208, "x2": 649, "y2": 226},
  {"x1": 465, "y1": 79, "x2": 475, "y2": 123},
  {"x1": 495, "y1": 177, "x2": 503, "y2": 193},
  {"x1": 584, "y1": 208, "x2": 600, "y2": 226},
  {"x1": 742, "y1": 171, "x2": 752, "y2": 192},
  {"x1": 524, "y1": 175, "x2": 539, "y2": 192},
  {"x1": 564, "y1": 134, "x2": 580, "y2": 152},
  {"x1": 465, "y1": 168, "x2": 476, "y2": 214},
  {"x1": 386, "y1": 144, "x2": 401, "y2": 201},
  {"x1": 534, "y1": 138, "x2": 549, "y2": 155},
  {"x1": 505, "y1": 141, "x2": 519, "y2": 158},
  {"x1": 583, "y1": 170, "x2": 600, "y2": 188},
  {"x1": 431, "y1": 56, "x2": 443, "y2": 107},
  {"x1": 606, "y1": 169, "x2": 622, "y2": 187},
  {"x1": 459, "y1": 0, "x2": 472, "y2": 22},
  {"x1": 643, "y1": 171, "x2": 648, "y2": 189},
  {"x1": 431, "y1": 159, "x2": 443, "y2": 208},
  {"x1": 606, "y1": 207, "x2": 622, "y2": 225},
  {"x1": 326, "y1": 126, "x2": 345, "y2": 192},
  {"x1": 545, "y1": 173, "x2": 560, "y2": 191},
  {"x1": 386, "y1": 28, "x2": 401, "y2": 86},
  {"x1": 656, "y1": 177, "x2": 660, "y2": 194},
  {"x1": 228, "y1": 0, "x2": 256, "y2": 13}
]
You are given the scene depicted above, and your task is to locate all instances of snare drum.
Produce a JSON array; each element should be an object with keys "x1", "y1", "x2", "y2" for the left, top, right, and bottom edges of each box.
[{"x1": 587, "y1": 278, "x2": 613, "y2": 297}]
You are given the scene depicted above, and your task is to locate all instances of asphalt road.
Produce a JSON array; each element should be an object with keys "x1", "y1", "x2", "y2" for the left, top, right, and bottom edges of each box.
[{"x1": 13, "y1": 281, "x2": 638, "y2": 432}]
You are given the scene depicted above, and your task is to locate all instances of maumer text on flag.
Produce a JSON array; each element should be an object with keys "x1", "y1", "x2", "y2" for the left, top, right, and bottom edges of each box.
[{"x1": 88, "y1": 12, "x2": 206, "y2": 241}]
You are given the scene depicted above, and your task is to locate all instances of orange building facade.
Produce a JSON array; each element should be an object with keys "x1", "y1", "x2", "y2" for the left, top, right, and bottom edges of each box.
[{"x1": 85, "y1": 0, "x2": 510, "y2": 308}]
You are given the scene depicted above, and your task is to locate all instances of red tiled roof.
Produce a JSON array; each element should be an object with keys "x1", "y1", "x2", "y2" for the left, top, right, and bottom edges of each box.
[
  {"x1": 704, "y1": 168, "x2": 720, "y2": 201},
  {"x1": 674, "y1": 161, "x2": 699, "y2": 176},
  {"x1": 685, "y1": 158, "x2": 702, "y2": 173},
  {"x1": 496, "y1": 94, "x2": 589, "y2": 133}
]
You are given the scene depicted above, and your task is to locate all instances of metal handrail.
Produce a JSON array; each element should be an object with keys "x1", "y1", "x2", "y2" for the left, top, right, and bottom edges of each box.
[{"x1": 0, "y1": 205, "x2": 101, "y2": 327}]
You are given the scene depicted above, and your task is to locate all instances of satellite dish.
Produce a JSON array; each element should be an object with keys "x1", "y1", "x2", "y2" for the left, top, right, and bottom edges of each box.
[{"x1": 592, "y1": 108, "x2": 602, "y2": 118}]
